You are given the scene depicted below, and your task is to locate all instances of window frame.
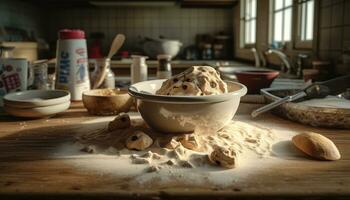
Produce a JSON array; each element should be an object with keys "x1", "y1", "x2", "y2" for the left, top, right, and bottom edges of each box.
[
  {"x1": 295, "y1": 0, "x2": 314, "y2": 49},
  {"x1": 269, "y1": 0, "x2": 294, "y2": 46},
  {"x1": 240, "y1": 0, "x2": 257, "y2": 48}
]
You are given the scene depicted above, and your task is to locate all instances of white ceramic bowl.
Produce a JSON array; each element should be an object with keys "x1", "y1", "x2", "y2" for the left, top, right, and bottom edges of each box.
[
  {"x1": 4, "y1": 101, "x2": 70, "y2": 118},
  {"x1": 129, "y1": 79, "x2": 247, "y2": 134},
  {"x1": 3, "y1": 90, "x2": 70, "y2": 108}
]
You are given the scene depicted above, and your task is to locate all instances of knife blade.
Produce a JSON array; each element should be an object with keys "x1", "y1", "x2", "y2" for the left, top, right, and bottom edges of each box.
[{"x1": 251, "y1": 74, "x2": 350, "y2": 118}]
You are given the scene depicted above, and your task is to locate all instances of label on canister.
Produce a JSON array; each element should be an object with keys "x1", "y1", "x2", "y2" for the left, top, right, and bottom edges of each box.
[{"x1": 56, "y1": 39, "x2": 90, "y2": 100}]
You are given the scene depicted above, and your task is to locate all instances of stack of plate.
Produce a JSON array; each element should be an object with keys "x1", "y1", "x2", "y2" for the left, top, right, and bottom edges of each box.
[{"x1": 3, "y1": 90, "x2": 71, "y2": 118}]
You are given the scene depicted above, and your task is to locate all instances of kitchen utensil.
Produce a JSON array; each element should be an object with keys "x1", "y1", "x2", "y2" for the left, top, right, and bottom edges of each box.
[
  {"x1": 234, "y1": 70, "x2": 280, "y2": 94},
  {"x1": 107, "y1": 34, "x2": 125, "y2": 60},
  {"x1": 91, "y1": 34, "x2": 125, "y2": 89},
  {"x1": 131, "y1": 55, "x2": 148, "y2": 84},
  {"x1": 128, "y1": 80, "x2": 247, "y2": 134},
  {"x1": 4, "y1": 101, "x2": 70, "y2": 118},
  {"x1": 55, "y1": 29, "x2": 90, "y2": 101},
  {"x1": 3, "y1": 90, "x2": 70, "y2": 108},
  {"x1": 82, "y1": 88, "x2": 133, "y2": 116},
  {"x1": 142, "y1": 37, "x2": 182, "y2": 59},
  {"x1": 251, "y1": 74, "x2": 350, "y2": 118},
  {"x1": 261, "y1": 87, "x2": 350, "y2": 129},
  {"x1": 90, "y1": 58, "x2": 115, "y2": 89}
]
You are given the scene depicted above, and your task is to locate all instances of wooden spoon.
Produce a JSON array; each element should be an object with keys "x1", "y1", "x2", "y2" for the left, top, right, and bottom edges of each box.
[{"x1": 92, "y1": 34, "x2": 125, "y2": 89}]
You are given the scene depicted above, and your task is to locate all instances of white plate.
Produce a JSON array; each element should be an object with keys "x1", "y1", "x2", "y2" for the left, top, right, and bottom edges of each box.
[
  {"x1": 3, "y1": 90, "x2": 70, "y2": 108},
  {"x1": 4, "y1": 101, "x2": 70, "y2": 118}
]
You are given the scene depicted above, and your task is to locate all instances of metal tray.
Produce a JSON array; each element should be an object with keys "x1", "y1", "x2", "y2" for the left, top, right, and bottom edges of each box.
[{"x1": 261, "y1": 88, "x2": 350, "y2": 129}]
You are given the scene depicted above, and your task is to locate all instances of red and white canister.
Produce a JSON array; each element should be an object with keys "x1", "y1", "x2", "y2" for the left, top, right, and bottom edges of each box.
[{"x1": 55, "y1": 29, "x2": 90, "y2": 101}]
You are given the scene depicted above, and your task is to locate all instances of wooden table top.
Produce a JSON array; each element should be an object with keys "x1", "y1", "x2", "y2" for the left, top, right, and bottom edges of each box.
[{"x1": 0, "y1": 102, "x2": 349, "y2": 200}]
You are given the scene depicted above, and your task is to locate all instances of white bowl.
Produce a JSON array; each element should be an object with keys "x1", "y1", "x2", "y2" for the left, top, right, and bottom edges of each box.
[
  {"x1": 3, "y1": 90, "x2": 70, "y2": 108},
  {"x1": 129, "y1": 79, "x2": 247, "y2": 134},
  {"x1": 4, "y1": 101, "x2": 70, "y2": 118}
]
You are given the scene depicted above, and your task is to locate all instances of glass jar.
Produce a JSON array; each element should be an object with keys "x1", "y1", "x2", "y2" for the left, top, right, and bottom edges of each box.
[
  {"x1": 157, "y1": 54, "x2": 172, "y2": 79},
  {"x1": 90, "y1": 58, "x2": 115, "y2": 89}
]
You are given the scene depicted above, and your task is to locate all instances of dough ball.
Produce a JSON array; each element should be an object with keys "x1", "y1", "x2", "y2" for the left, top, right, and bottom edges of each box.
[
  {"x1": 209, "y1": 146, "x2": 238, "y2": 169},
  {"x1": 125, "y1": 131, "x2": 153, "y2": 151},
  {"x1": 108, "y1": 113, "x2": 131, "y2": 131}
]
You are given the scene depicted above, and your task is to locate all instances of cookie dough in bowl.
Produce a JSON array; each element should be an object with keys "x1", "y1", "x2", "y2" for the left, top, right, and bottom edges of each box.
[
  {"x1": 156, "y1": 66, "x2": 228, "y2": 96},
  {"x1": 129, "y1": 66, "x2": 247, "y2": 134}
]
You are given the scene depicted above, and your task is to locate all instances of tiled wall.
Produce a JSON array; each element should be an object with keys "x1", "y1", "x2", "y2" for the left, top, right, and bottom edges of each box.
[
  {"x1": 0, "y1": 0, "x2": 44, "y2": 40},
  {"x1": 47, "y1": 6, "x2": 233, "y2": 54},
  {"x1": 318, "y1": 0, "x2": 350, "y2": 69}
]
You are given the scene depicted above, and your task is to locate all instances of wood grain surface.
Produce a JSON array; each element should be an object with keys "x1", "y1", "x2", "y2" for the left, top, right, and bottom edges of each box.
[{"x1": 0, "y1": 102, "x2": 349, "y2": 200}]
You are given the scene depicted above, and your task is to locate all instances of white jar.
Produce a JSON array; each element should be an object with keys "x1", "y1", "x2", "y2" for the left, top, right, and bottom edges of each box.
[
  {"x1": 56, "y1": 29, "x2": 90, "y2": 101},
  {"x1": 131, "y1": 55, "x2": 148, "y2": 84}
]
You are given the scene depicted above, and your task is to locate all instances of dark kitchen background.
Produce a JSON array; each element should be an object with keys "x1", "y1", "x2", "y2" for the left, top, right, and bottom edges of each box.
[{"x1": 0, "y1": 0, "x2": 349, "y2": 75}]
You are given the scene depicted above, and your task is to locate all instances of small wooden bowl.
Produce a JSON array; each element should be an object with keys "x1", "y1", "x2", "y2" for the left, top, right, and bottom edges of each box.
[{"x1": 82, "y1": 88, "x2": 133, "y2": 116}]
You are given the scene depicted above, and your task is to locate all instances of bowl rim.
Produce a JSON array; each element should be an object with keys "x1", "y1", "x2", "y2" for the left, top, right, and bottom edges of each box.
[
  {"x1": 3, "y1": 90, "x2": 71, "y2": 108},
  {"x1": 82, "y1": 88, "x2": 129, "y2": 97},
  {"x1": 128, "y1": 79, "x2": 247, "y2": 103},
  {"x1": 234, "y1": 70, "x2": 280, "y2": 75}
]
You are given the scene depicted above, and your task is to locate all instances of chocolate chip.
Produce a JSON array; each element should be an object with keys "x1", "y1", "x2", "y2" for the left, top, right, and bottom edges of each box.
[
  {"x1": 216, "y1": 160, "x2": 221, "y2": 165},
  {"x1": 131, "y1": 135, "x2": 139, "y2": 141},
  {"x1": 182, "y1": 85, "x2": 188, "y2": 90},
  {"x1": 121, "y1": 117, "x2": 126, "y2": 122},
  {"x1": 210, "y1": 82, "x2": 217, "y2": 88},
  {"x1": 200, "y1": 93, "x2": 203, "y2": 96}
]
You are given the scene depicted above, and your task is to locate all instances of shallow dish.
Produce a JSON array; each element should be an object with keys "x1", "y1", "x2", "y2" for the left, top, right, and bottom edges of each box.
[
  {"x1": 3, "y1": 90, "x2": 70, "y2": 108},
  {"x1": 4, "y1": 101, "x2": 70, "y2": 118},
  {"x1": 261, "y1": 87, "x2": 350, "y2": 129},
  {"x1": 129, "y1": 79, "x2": 247, "y2": 134},
  {"x1": 83, "y1": 88, "x2": 133, "y2": 116},
  {"x1": 234, "y1": 70, "x2": 279, "y2": 94}
]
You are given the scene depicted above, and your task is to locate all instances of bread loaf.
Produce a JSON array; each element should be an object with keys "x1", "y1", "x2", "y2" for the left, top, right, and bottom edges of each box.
[{"x1": 292, "y1": 132, "x2": 341, "y2": 161}]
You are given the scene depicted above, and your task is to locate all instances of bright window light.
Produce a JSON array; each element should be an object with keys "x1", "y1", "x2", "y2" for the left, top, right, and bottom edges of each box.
[
  {"x1": 299, "y1": 0, "x2": 314, "y2": 41},
  {"x1": 240, "y1": 0, "x2": 257, "y2": 46},
  {"x1": 271, "y1": 0, "x2": 293, "y2": 43}
]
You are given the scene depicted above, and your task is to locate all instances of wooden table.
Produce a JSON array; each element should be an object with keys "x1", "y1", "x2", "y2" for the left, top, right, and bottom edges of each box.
[{"x1": 0, "y1": 102, "x2": 349, "y2": 200}]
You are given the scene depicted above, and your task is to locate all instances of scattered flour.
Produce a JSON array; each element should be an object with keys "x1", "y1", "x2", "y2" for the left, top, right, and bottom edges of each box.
[{"x1": 52, "y1": 115, "x2": 298, "y2": 189}]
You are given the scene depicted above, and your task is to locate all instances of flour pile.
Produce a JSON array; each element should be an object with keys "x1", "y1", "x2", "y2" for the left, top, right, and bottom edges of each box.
[
  {"x1": 75, "y1": 113, "x2": 275, "y2": 170},
  {"x1": 53, "y1": 112, "x2": 285, "y2": 188}
]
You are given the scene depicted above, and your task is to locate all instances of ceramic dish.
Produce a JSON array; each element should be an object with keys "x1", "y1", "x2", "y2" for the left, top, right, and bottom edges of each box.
[
  {"x1": 4, "y1": 101, "x2": 70, "y2": 118},
  {"x1": 3, "y1": 90, "x2": 70, "y2": 108},
  {"x1": 129, "y1": 79, "x2": 247, "y2": 134},
  {"x1": 261, "y1": 87, "x2": 350, "y2": 129},
  {"x1": 234, "y1": 70, "x2": 279, "y2": 94},
  {"x1": 83, "y1": 88, "x2": 133, "y2": 116}
]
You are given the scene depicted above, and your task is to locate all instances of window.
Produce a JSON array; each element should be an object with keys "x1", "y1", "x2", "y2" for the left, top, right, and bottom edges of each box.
[
  {"x1": 298, "y1": 0, "x2": 314, "y2": 41},
  {"x1": 270, "y1": 0, "x2": 293, "y2": 43},
  {"x1": 240, "y1": 0, "x2": 257, "y2": 46}
]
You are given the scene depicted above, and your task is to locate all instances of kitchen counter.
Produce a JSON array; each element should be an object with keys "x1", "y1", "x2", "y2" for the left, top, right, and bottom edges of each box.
[
  {"x1": 48, "y1": 59, "x2": 247, "y2": 77},
  {"x1": 109, "y1": 59, "x2": 245, "y2": 69},
  {"x1": 0, "y1": 102, "x2": 349, "y2": 200}
]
